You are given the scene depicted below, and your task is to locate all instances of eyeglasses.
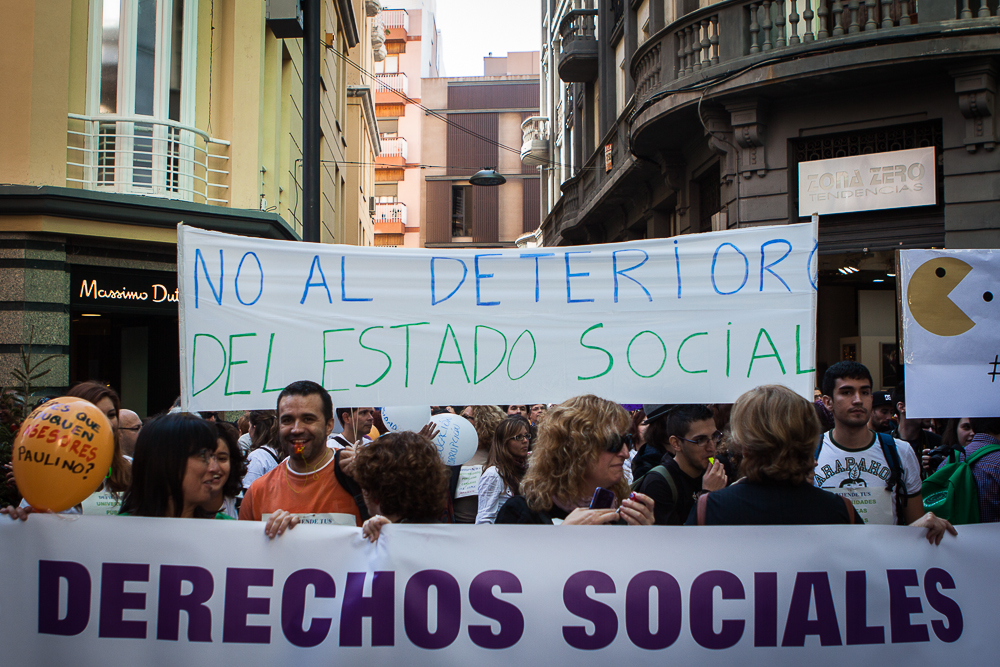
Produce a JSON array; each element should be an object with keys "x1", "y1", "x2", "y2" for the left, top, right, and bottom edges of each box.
[
  {"x1": 193, "y1": 450, "x2": 221, "y2": 464},
  {"x1": 678, "y1": 431, "x2": 724, "y2": 447},
  {"x1": 509, "y1": 434, "x2": 530, "y2": 443},
  {"x1": 119, "y1": 426, "x2": 141, "y2": 432}
]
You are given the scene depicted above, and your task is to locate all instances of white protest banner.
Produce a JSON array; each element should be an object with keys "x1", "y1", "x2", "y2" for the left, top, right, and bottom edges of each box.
[
  {"x1": 1, "y1": 517, "x2": 996, "y2": 666},
  {"x1": 178, "y1": 222, "x2": 818, "y2": 411},
  {"x1": 899, "y1": 248, "x2": 999, "y2": 417},
  {"x1": 797, "y1": 147, "x2": 935, "y2": 217}
]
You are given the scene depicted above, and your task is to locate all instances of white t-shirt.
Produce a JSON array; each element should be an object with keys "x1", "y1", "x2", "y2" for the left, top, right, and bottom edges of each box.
[
  {"x1": 814, "y1": 431, "x2": 921, "y2": 525},
  {"x1": 242, "y1": 446, "x2": 282, "y2": 490},
  {"x1": 475, "y1": 466, "x2": 512, "y2": 524}
]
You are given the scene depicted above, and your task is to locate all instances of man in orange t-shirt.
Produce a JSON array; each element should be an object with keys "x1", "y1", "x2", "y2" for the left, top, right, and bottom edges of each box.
[{"x1": 240, "y1": 380, "x2": 362, "y2": 536}]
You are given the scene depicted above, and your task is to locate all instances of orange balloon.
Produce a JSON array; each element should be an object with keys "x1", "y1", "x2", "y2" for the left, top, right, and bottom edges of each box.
[{"x1": 12, "y1": 397, "x2": 115, "y2": 512}]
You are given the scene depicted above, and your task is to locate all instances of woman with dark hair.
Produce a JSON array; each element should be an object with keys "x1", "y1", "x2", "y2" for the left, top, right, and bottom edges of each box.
[
  {"x1": 354, "y1": 430, "x2": 452, "y2": 541},
  {"x1": 495, "y1": 395, "x2": 655, "y2": 525},
  {"x1": 66, "y1": 381, "x2": 131, "y2": 496},
  {"x1": 476, "y1": 416, "x2": 530, "y2": 524},
  {"x1": 201, "y1": 422, "x2": 247, "y2": 519},
  {"x1": 242, "y1": 410, "x2": 281, "y2": 492},
  {"x1": 120, "y1": 413, "x2": 230, "y2": 519}
]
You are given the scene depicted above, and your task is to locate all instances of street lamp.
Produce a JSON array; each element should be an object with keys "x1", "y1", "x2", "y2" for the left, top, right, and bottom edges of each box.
[{"x1": 469, "y1": 167, "x2": 506, "y2": 186}]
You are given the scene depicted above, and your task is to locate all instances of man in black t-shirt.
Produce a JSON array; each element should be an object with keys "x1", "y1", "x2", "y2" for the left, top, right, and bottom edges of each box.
[{"x1": 634, "y1": 404, "x2": 728, "y2": 525}]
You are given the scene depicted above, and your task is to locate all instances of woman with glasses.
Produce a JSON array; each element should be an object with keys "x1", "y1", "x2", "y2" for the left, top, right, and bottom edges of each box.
[
  {"x1": 475, "y1": 416, "x2": 531, "y2": 524},
  {"x1": 119, "y1": 413, "x2": 233, "y2": 519},
  {"x1": 199, "y1": 422, "x2": 247, "y2": 519},
  {"x1": 633, "y1": 403, "x2": 729, "y2": 525},
  {"x1": 495, "y1": 395, "x2": 654, "y2": 525}
]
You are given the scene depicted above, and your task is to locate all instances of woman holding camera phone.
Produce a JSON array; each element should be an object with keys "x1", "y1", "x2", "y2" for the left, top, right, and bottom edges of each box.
[{"x1": 495, "y1": 395, "x2": 655, "y2": 525}]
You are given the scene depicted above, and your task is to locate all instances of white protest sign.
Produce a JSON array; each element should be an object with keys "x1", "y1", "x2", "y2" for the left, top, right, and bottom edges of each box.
[
  {"x1": 899, "y1": 249, "x2": 999, "y2": 417},
  {"x1": 798, "y1": 147, "x2": 935, "y2": 217},
  {"x1": 178, "y1": 222, "x2": 818, "y2": 410},
  {"x1": 1, "y1": 516, "x2": 997, "y2": 666}
]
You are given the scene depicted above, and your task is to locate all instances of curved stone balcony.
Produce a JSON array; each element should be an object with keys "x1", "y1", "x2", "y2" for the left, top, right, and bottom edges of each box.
[{"x1": 629, "y1": 0, "x2": 1000, "y2": 149}]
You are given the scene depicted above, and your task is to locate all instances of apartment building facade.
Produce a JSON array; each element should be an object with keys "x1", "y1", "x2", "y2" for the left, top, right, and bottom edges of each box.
[
  {"x1": 535, "y1": 0, "x2": 1000, "y2": 385},
  {"x1": 0, "y1": 0, "x2": 372, "y2": 415}
]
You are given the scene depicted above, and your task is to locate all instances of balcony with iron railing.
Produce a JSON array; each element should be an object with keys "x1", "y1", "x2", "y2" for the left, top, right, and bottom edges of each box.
[
  {"x1": 377, "y1": 135, "x2": 408, "y2": 166},
  {"x1": 375, "y1": 72, "x2": 409, "y2": 104},
  {"x1": 382, "y1": 8, "x2": 410, "y2": 39},
  {"x1": 374, "y1": 201, "x2": 407, "y2": 228},
  {"x1": 66, "y1": 114, "x2": 230, "y2": 205},
  {"x1": 521, "y1": 116, "x2": 551, "y2": 166}
]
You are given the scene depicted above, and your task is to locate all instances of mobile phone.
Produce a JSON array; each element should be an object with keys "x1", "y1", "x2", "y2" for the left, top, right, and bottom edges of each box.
[{"x1": 589, "y1": 487, "x2": 616, "y2": 509}]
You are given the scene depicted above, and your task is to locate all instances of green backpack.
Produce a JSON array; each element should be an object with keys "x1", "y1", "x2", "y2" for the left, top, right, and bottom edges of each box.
[{"x1": 921, "y1": 443, "x2": 1000, "y2": 524}]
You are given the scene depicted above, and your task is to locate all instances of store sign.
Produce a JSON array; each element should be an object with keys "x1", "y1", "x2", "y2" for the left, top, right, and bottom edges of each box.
[
  {"x1": 71, "y1": 269, "x2": 178, "y2": 310},
  {"x1": 797, "y1": 147, "x2": 935, "y2": 217}
]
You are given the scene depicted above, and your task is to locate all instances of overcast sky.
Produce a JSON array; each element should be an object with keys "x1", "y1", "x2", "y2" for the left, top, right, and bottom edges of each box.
[{"x1": 434, "y1": 0, "x2": 543, "y2": 76}]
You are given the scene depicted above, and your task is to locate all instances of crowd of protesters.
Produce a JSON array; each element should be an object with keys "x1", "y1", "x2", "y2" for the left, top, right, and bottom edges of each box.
[{"x1": 5, "y1": 359, "x2": 998, "y2": 544}]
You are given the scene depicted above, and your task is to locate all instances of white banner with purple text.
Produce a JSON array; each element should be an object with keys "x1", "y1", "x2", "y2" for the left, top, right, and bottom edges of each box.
[{"x1": 0, "y1": 517, "x2": 996, "y2": 666}]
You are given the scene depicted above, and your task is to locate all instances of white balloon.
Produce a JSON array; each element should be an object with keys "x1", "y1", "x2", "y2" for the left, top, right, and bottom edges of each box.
[
  {"x1": 380, "y1": 406, "x2": 431, "y2": 433},
  {"x1": 428, "y1": 413, "x2": 479, "y2": 466}
]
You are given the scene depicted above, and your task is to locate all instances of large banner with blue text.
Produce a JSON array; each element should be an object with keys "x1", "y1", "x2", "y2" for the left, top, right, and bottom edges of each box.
[
  {"x1": 178, "y1": 222, "x2": 818, "y2": 411},
  {"x1": 0, "y1": 517, "x2": 993, "y2": 666}
]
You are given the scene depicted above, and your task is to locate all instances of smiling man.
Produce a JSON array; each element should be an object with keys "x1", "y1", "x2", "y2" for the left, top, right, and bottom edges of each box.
[{"x1": 239, "y1": 380, "x2": 363, "y2": 536}]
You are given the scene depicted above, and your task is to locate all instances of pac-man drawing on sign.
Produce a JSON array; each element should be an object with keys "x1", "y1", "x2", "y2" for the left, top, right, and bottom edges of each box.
[{"x1": 907, "y1": 256, "x2": 995, "y2": 337}]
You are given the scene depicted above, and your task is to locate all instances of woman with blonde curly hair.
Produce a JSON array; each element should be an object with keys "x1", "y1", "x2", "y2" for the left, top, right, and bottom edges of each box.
[
  {"x1": 354, "y1": 430, "x2": 452, "y2": 541},
  {"x1": 687, "y1": 385, "x2": 860, "y2": 525},
  {"x1": 495, "y1": 395, "x2": 654, "y2": 525}
]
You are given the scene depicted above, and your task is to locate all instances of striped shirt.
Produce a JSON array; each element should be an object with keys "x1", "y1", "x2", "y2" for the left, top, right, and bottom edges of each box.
[{"x1": 965, "y1": 433, "x2": 1000, "y2": 523}]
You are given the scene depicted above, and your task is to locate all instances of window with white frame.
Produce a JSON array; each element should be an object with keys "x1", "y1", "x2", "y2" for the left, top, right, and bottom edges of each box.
[{"x1": 89, "y1": 0, "x2": 199, "y2": 199}]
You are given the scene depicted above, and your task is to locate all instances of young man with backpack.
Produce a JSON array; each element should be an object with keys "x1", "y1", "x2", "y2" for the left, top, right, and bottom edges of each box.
[
  {"x1": 633, "y1": 404, "x2": 728, "y2": 525},
  {"x1": 813, "y1": 361, "x2": 924, "y2": 525}
]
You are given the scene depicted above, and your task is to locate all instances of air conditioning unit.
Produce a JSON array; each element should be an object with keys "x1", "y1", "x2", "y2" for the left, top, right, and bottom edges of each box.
[
  {"x1": 266, "y1": 0, "x2": 303, "y2": 39},
  {"x1": 368, "y1": 198, "x2": 376, "y2": 217}
]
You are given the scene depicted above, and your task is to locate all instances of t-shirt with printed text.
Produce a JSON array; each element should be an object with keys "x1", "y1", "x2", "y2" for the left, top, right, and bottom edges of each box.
[{"x1": 813, "y1": 431, "x2": 921, "y2": 525}]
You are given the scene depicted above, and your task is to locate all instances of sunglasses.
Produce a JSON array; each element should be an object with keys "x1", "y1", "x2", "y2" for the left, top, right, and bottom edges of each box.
[{"x1": 605, "y1": 432, "x2": 635, "y2": 453}]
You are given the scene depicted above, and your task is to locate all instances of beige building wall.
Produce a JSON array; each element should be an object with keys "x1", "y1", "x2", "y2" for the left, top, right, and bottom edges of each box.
[
  {"x1": 343, "y1": 0, "x2": 379, "y2": 247},
  {"x1": 0, "y1": 0, "x2": 365, "y2": 244}
]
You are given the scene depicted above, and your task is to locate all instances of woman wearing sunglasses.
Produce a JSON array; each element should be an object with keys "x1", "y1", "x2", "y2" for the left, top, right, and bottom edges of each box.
[
  {"x1": 476, "y1": 415, "x2": 531, "y2": 524},
  {"x1": 495, "y1": 395, "x2": 654, "y2": 525},
  {"x1": 120, "y1": 413, "x2": 234, "y2": 519}
]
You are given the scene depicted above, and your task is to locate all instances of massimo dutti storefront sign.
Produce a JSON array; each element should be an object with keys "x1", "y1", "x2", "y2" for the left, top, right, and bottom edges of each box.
[
  {"x1": 798, "y1": 146, "x2": 936, "y2": 217},
  {"x1": 71, "y1": 268, "x2": 178, "y2": 312}
]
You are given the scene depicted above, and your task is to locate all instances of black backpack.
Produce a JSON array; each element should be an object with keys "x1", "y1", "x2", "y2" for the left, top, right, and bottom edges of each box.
[
  {"x1": 816, "y1": 432, "x2": 906, "y2": 521},
  {"x1": 630, "y1": 464, "x2": 678, "y2": 509}
]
